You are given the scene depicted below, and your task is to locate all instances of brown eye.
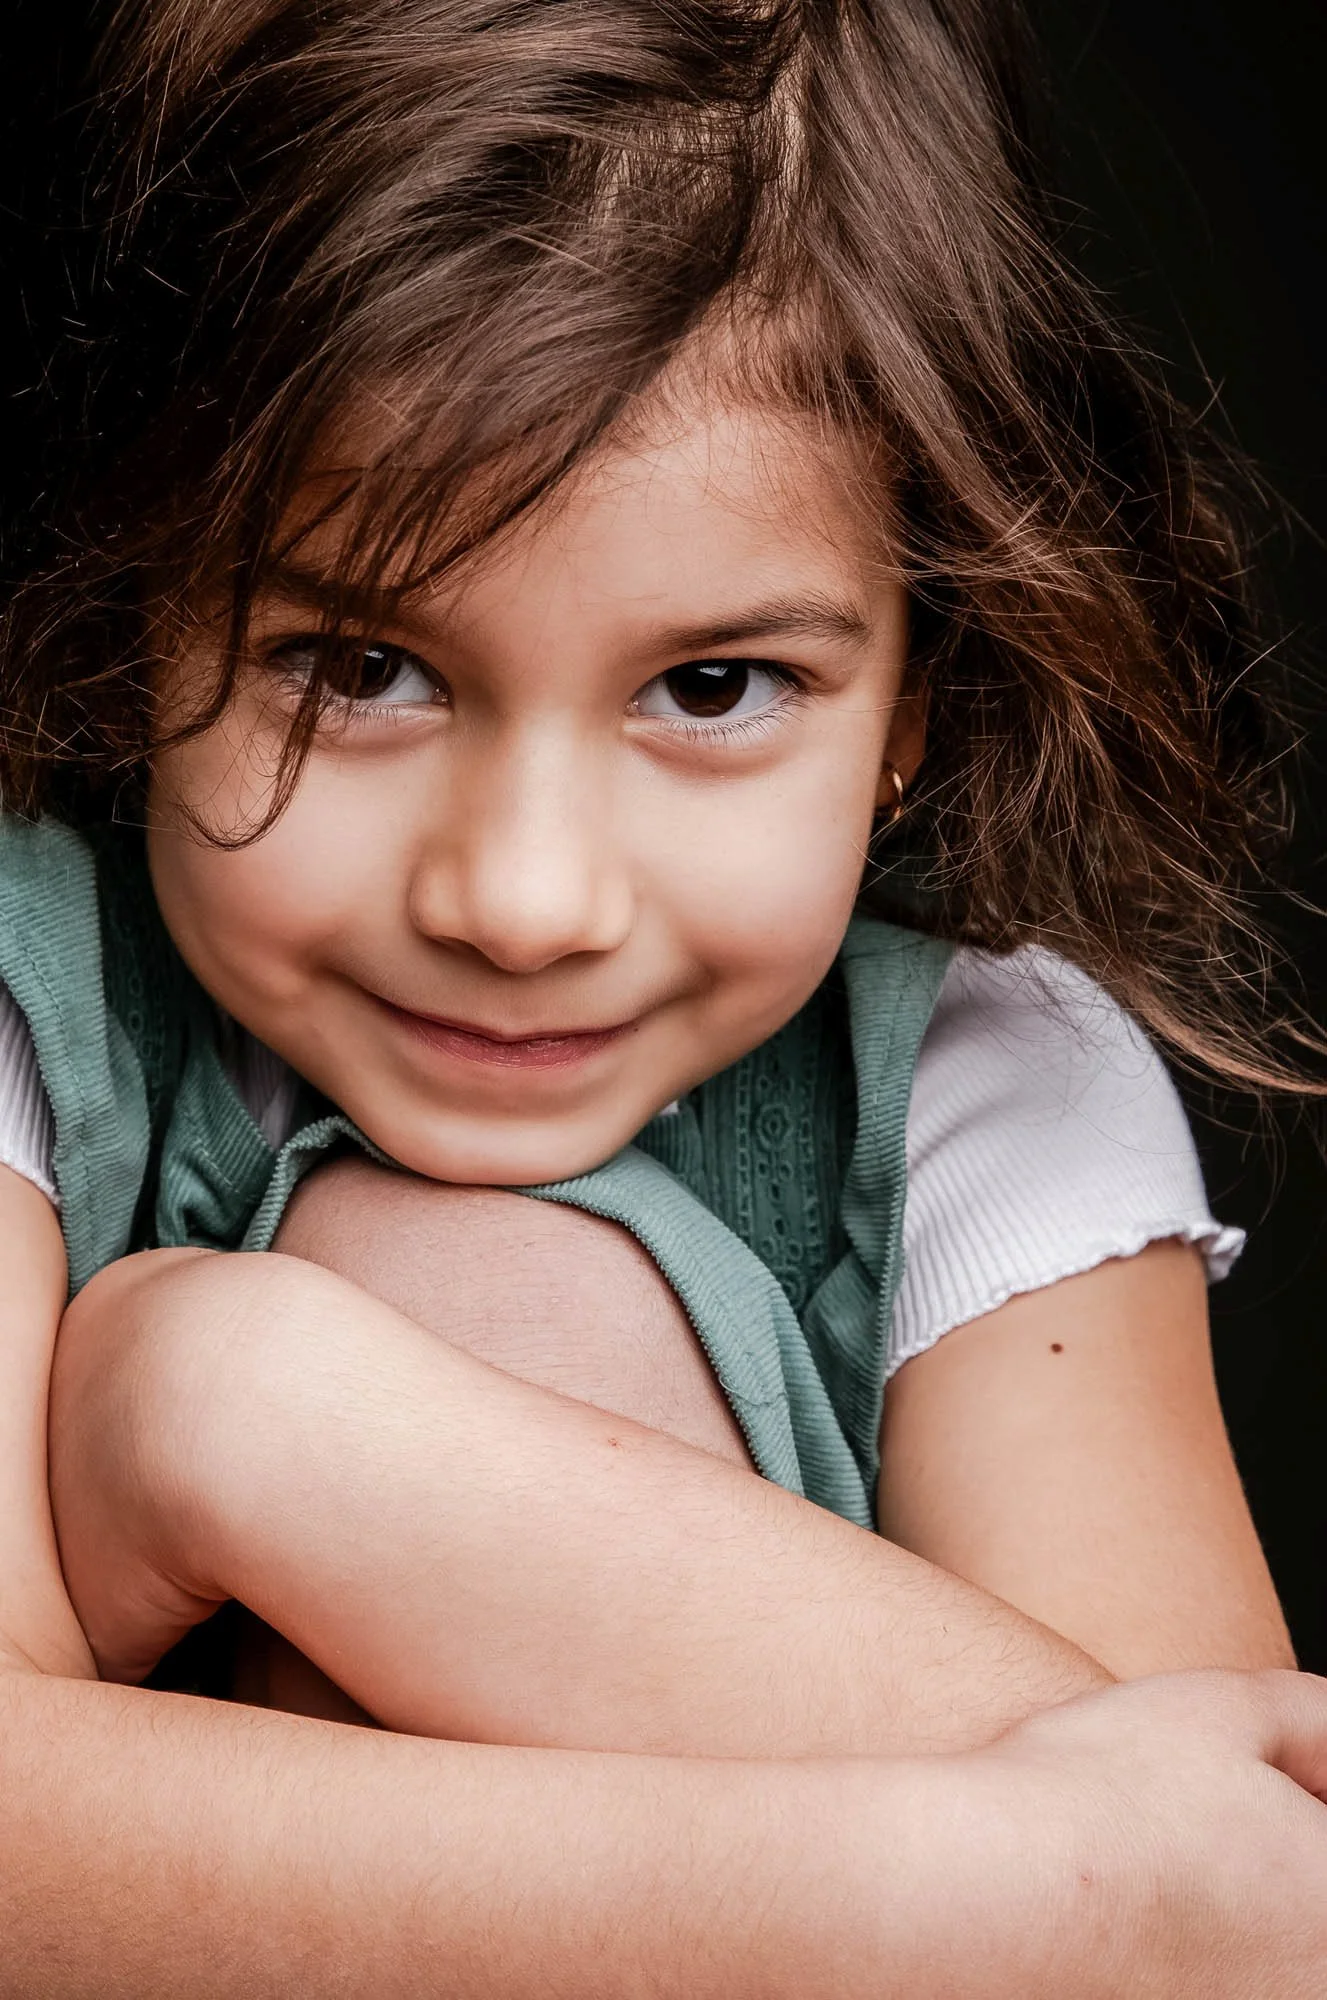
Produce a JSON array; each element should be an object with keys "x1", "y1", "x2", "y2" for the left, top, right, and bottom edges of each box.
[
  {"x1": 331, "y1": 641, "x2": 401, "y2": 699},
  {"x1": 268, "y1": 636, "x2": 439, "y2": 707},
  {"x1": 633, "y1": 659, "x2": 795, "y2": 728},
  {"x1": 663, "y1": 661, "x2": 751, "y2": 716}
]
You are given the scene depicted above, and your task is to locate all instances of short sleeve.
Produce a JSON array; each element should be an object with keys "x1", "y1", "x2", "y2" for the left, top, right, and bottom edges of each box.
[
  {"x1": 888, "y1": 944, "x2": 1242, "y2": 1379},
  {"x1": 0, "y1": 979, "x2": 58, "y2": 1203}
]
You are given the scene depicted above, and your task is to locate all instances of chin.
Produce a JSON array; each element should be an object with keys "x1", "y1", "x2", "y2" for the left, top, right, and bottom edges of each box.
[{"x1": 361, "y1": 1106, "x2": 641, "y2": 1190}]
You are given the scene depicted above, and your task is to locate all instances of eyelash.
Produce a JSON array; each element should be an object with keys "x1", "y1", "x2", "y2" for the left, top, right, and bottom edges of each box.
[
  {"x1": 645, "y1": 673, "x2": 804, "y2": 744},
  {"x1": 263, "y1": 636, "x2": 443, "y2": 713},
  {"x1": 260, "y1": 636, "x2": 807, "y2": 742}
]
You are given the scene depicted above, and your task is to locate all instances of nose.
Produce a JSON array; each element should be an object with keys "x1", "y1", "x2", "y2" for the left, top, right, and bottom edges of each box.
[{"x1": 408, "y1": 729, "x2": 636, "y2": 974}]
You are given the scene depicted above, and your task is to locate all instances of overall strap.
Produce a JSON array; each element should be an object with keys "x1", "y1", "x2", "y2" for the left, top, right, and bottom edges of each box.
[
  {"x1": 0, "y1": 813, "x2": 310, "y2": 1287},
  {"x1": 645, "y1": 978, "x2": 858, "y2": 1315},
  {"x1": 0, "y1": 817, "x2": 170, "y2": 1292},
  {"x1": 800, "y1": 921, "x2": 952, "y2": 1490}
]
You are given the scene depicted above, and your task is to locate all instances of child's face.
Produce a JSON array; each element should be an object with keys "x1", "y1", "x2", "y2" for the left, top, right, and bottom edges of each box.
[{"x1": 147, "y1": 393, "x2": 918, "y2": 1184}]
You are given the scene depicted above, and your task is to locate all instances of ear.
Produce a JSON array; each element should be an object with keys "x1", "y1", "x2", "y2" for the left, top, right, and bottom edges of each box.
[{"x1": 877, "y1": 683, "x2": 927, "y2": 806}]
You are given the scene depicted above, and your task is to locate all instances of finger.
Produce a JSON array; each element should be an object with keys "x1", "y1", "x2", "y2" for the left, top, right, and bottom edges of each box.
[{"x1": 1246, "y1": 1669, "x2": 1327, "y2": 1802}]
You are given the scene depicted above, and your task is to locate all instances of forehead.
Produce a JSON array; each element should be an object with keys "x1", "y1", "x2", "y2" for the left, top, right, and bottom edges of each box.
[
  {"x1": 552, "y1": 393, "x2": 880, "y2": 551},
  {"x1": 283, "y1": 388, "x2": 897, "y2": 637}
]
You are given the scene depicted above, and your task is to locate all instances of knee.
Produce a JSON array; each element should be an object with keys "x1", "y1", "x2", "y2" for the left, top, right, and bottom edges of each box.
[
  {"x1": 276, "y1": 1156, "x2": 754, "y2": 1468},
  {"x1": 275, "y1": 1152, "x2": 513, "y2": 1284},
  {"x1": 276, "y1": 1155, "x2": 668, "y2": 1342}
]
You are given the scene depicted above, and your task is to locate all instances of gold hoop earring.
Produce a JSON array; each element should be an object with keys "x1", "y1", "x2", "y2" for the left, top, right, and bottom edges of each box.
[{"x1": 875, "y1": 763, "x2": 906, "y2": 827}]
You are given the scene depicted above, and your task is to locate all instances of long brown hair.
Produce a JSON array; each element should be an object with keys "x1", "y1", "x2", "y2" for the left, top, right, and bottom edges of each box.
[{"x1": 0, "y1": 0, "x2": 1315, "y2": 1089}]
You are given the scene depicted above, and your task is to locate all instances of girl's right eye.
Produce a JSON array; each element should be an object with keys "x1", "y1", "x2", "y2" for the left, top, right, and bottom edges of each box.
[{"x1": 266, "y1": 636, "x2": 444, "y2": 709}]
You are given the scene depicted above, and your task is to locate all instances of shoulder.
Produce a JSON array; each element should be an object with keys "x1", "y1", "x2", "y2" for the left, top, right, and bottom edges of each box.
[
  {"x1": 890, "y1": 943, "x2": 1242, "y2": 1376},
  {"x1": 0, "y1": 817, "x2": 187, "y2": 1288},
  {"x1": 915, "y1": 941, "x2": 1173, "y2": 1115}
]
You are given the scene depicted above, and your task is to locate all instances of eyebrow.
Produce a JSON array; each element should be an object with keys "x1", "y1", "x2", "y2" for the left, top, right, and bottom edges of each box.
[
  {"x1": 649, "y1": 594, "x2": 875, "y2": 653},
  {"x1": 257, "y1": 566, "x2": 875, "y2": 654},
  {"x1": 257, "y1": 562, "x2": 408, "y2": 627}
]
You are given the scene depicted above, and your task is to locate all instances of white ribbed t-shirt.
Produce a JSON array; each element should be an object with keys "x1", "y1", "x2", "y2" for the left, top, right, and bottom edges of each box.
[
  {"x1": 887, "y1": 945, "x2": 1240, "y2": 1378},
  {"x1": 0, "y1": 945, "x2": 1240, "y2": 1380}
]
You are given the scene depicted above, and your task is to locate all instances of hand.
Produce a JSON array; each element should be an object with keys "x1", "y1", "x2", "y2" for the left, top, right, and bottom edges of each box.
[{"x1": 955, "y1": 1669, "x2": 1327, "y2": 1997}]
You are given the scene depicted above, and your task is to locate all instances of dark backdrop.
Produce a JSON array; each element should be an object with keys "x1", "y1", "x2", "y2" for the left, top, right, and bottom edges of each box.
[
  {"x1": 1028, "y1": 0, "x2": 1327, "y2": 1667},
  {"x1": 3, "y1": 1, "x2": 1326, "y2": 1660}
]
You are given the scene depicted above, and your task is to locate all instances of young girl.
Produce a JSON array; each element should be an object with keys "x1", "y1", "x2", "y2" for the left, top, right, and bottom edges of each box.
[{"x1": 1, "y1": 0, "x2": 1326, "y2": 1990}]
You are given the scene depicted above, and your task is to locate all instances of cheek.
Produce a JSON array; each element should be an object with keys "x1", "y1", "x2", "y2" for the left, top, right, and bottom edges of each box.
[
  {"x1": 656, "y1": 740, "x2": 879, "y2": 996},
  {"x1": 147, "y1": 740, "x2": 402, "y2": 1006}
]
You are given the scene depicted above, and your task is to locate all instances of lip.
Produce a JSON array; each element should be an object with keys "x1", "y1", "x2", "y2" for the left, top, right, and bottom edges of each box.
[{"x1": 378, "y1": 999, "x2": 636, "y2": 1070}]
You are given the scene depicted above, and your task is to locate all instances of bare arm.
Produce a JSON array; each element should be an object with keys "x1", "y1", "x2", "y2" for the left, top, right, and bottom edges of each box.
[
  {"x1": 0, "y1": 1664, "x2": 931, "y2": 2000},
  {"x1": 8, "y1": 1172, "x2": 1327, "y2": 1994},
  {"x1": 53, "y1": 1242, "x2": 1108, "y2": 1758},
  {"x1": 5, "y1": 1657, "x2": 1327, "y2": 1997},
  {"x1": 0, "y1": 1171, "x2": 915, "y2": 1996},
  {"x1": 0, "y1": 1167, "x2": 95, "y2": 1678},
  {"x1": 879, "y1": 1242, "x2": 1293, "y2": 1676}
]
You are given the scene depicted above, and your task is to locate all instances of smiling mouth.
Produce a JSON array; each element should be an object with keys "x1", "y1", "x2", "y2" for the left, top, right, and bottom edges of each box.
[{"x1": 379, "y1": 1001, "x2": 636, "y2": 1069}]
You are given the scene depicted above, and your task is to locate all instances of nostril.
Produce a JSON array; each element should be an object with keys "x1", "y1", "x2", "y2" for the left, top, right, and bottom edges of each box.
[{"x1": 449, "y1": 870, "x2": 634, "y2": 974}]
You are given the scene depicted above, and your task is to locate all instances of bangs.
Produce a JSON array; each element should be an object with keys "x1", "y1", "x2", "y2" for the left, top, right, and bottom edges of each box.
[
  {"x1": 188, "y1": 276, "x2": 865, "y2": 817},
  {"x1": 120, "y1": 1, "x2": 828, "y2": 766}
]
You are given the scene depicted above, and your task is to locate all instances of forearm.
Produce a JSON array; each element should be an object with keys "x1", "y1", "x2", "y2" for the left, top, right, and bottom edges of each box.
[
  {"x1": 7, "y1": 1658, "x2": 1326, "y2": 1997},
  {"x1": 53, "y1": 1250, "x2": 1107, "y2": 1761},
  {"x1": 0, "y1": 1659, "x2": 945, "y2": 2000}
]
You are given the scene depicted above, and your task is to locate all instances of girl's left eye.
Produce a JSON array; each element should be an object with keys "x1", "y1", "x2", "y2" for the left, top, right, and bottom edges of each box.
[
  {"x1": 268, "y1": 636, "x2": 441, "y2": 708},
  {"x1": 631, "y1": 659, "x2": 795, "y2": 727}
]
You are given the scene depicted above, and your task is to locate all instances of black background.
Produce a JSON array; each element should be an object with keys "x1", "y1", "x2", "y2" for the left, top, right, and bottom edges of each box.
[
  {"x1": 1028, "y1": 0, "x2": 1327, "y2": 1667},
  {"x1": 3, "y1": 1, "x2": 1326, "y2": 1660}
]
